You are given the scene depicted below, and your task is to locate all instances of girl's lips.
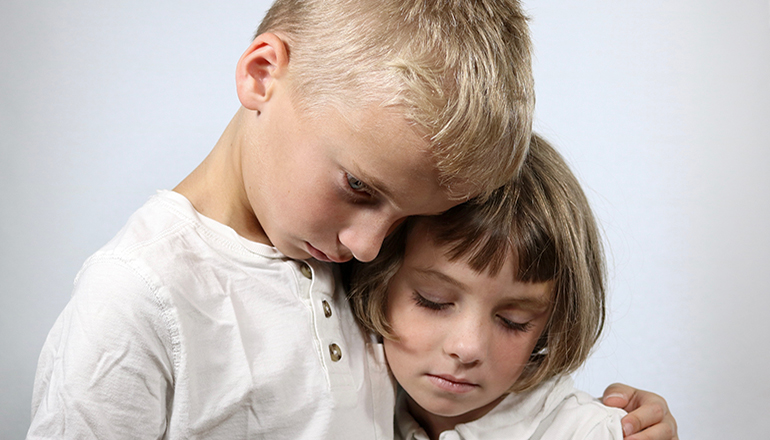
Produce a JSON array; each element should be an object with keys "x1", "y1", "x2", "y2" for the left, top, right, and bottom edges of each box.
[{"x1": 426, "y1": 374, "x2": 479, "y2": 394}]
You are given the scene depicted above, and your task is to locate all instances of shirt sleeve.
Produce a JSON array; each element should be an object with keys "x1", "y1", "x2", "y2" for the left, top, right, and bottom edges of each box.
[
  {"x1": 579, "y1": 411, "x2": 625, "y2": 440},
  {"x1": 28, "y1": 256, "x2": 176, "y2": 439},
  {"x1": 539, "y1": 397, "x2": 626, "y2": 440}
]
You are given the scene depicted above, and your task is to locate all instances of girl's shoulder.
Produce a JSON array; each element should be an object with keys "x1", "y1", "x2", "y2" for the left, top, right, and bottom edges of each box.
[
  {"x1": 451, "y1": 376, "x2": 625, "y2": 440},
  {"x1": 531, "y1": 376, "x2": 626, "y2": 440}
]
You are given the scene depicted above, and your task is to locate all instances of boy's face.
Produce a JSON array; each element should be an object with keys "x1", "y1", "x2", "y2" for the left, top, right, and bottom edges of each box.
[
  {"x1": 383, "y1": 221, "x2": 552, "y2": 426},
  {"x1": 246, "y1": 86, "x2": 459, "y2": 263}
]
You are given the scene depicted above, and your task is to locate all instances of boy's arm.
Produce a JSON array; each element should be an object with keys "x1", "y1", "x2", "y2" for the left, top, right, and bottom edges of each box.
[
  {"x1": 28, "y1": 258, "x2": 174, "y2": 439},
  {"x1": 602, "y1": 383, "x2": 678, "y2": 440}
]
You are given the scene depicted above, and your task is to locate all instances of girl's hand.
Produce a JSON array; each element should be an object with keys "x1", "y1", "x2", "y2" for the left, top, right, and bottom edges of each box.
[{"x1": 602, "y1": 383, "x2": 678, "y2": 440}]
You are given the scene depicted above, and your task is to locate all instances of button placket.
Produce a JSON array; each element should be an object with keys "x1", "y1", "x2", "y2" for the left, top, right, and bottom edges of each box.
[{"x1": 304, "y1": 261, "x2": 354, "y2": 388}]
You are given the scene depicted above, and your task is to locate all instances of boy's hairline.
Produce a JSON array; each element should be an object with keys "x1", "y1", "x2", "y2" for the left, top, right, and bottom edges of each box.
[{"x1": 252, "y1": 0, "x2": 535, "y2": 197}]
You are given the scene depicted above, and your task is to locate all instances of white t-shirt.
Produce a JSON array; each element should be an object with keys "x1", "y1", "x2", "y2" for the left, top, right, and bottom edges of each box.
[
  {"x1": 394, "y1": 376, "x2": 625, "y2": 440},
  {"x1": 28, "y1": 190, "x2": 395, "y2": 439}
]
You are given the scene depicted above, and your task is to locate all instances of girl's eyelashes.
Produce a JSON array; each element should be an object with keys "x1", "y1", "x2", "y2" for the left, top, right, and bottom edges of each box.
[
  {"x1": 412, "y1": 291, "x2": 450, "y2": 311},
  {"x1": 498, "y1": 316, "x2": 534, "y2": 333},
  {"x1": 411, "y1": 290, "x2": 535, "y2": 332}
]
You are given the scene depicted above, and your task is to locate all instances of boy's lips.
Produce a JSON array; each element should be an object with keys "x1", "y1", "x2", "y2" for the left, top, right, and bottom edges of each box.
[
  {"x1": 426, "y1": 374, "x2": 479, "y2": 394},
  {"x1": 306, "y1": 243, "x2": 350, "y2": 263}
]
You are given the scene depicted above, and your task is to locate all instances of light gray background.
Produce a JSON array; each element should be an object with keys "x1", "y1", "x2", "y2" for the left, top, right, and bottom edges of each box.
[{"x1": 2, "y1": 1, "x2": 769, "y2": 439}]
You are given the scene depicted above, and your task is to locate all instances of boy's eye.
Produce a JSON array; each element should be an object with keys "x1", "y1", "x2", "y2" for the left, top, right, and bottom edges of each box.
[
  {"x1": 498, "y1": 315, "x2": 534, "y2": 333},
  {"x1": 346, "y1": 172, "x2": 368, "y2": 192},
  {"x1": 412, "y1": 292, "x2": 450, "y2": 311}
]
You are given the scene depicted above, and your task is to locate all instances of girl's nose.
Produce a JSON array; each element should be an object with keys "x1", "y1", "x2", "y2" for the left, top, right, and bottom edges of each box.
[{"x1": 444, "y1": 316, "x2": 487, "y2": 366}]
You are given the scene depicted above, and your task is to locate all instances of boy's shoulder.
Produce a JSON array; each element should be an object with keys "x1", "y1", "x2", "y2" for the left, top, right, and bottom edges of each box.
[
  {"x1": 96, "y1": 190, "x2": 225, "y2": 257},
  {"x1": 73, "y1": 190, "x2": 291, "y2": 312},
  {"x1": 85, "y1": 190, "x2": 282, "y2": 275}
]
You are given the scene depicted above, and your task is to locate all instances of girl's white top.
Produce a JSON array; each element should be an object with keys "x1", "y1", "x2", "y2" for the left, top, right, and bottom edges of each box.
[
  {"x1": 28, "y1": 190, "x2": 395, "y2": 439},
  {"x1": 395, "y1": 375, "x2": 625, "y2": 440}
]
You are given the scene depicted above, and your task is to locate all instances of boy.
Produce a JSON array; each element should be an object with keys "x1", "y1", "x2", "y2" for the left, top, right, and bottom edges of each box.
[{"x1": 28, "y1": 1, "x2": 676, "y2": 439}]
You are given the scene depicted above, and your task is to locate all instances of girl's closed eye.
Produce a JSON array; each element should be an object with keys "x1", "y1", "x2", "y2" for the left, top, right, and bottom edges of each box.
[
  {"x1": 497, "y1": 315, "x2": 534, "y2": 333},
  {"x1": 411, "y1": 291, "x2": 450, "y2": 311}
]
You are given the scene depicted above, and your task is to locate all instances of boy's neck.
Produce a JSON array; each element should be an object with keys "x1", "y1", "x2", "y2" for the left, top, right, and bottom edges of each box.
[{"x1": 174, "y1": 107, "x2": 271, "y2": 245}]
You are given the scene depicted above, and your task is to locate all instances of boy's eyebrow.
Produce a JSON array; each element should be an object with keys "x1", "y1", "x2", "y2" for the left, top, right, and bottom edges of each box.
[
  {"x1": 353, "y1": 169, "x2": 448, "y2": 216},
  {"x1": 355, "y1": 168, "x2": 395, "y2": 200}
]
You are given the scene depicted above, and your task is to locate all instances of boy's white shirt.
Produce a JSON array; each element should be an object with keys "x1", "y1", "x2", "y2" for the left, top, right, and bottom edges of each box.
[
  {"x1": 28, "y1": 190, "x2": 395, "y2": 439},
  {"x1": 395, "y1": 375, "x2": 625, "y2": 440}
]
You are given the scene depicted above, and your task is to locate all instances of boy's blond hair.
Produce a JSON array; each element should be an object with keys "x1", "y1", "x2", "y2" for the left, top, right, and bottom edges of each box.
[
  {"x1": 348, "y1": 134, "x2": 606, "y2": 392},
  {"x1": 256, "y1": 0, "x2": 534, "y2": 198}
]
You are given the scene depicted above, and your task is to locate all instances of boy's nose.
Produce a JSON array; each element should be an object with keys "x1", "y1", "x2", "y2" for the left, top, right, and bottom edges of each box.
[{"x1": 338, "y1": 215, "x2": 393, "y2": 263}]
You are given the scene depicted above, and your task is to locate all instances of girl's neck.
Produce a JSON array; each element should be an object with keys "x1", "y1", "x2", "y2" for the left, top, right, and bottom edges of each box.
[{"x1": 406, "y1": 393, "x2": 507, "y2": 440}]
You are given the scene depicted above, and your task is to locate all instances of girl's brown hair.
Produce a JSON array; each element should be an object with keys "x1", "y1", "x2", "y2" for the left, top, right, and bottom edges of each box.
[{"x1": 348, "y1": 133, "x2": 606, "y2": 392}]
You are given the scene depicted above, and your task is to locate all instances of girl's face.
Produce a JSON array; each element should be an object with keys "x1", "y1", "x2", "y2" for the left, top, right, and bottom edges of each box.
[{"x1": 384, "y1": 221, "x2": 553, "y2": 429}]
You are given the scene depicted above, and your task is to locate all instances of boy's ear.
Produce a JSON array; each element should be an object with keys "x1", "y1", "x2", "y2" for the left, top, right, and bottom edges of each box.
[{"x1": 235, "y1": 33, "x2": 290, "y2": 112}]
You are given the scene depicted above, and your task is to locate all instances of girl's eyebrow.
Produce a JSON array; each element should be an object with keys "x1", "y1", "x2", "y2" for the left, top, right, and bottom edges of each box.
[
  {"x1": 501, "y1": 281, "x2": 554, "y2": 311},
  {"x1": 499, "y1": 295, "x2": 552, "y2": 312},
  {"x1": 413, "y1": 267, "x2": 467, "y2": 290}
]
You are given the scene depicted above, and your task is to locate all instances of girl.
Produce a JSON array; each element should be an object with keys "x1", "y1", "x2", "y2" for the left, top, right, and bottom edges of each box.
[{"x1": 349, "y1": 134, "x2": 624, "y2": 439}]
